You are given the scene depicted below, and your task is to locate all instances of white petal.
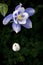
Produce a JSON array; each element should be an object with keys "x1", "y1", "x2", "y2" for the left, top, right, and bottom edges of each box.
[
  {"x1": 18, "y1": 7, "x2": 25, "y2": 13},
  {"x1": 13, "y1": 18, "x2": 18, "y2": 24},
  {"x1": 13, "y1": 10, "x2": 18, "y2": 24},
  {"x1": 13, "y1": 10, "x2": 18, "y2": 17},
  {"x1": 19, "y1": 20, "x2": 26, "y2": 24},
  {"x1": 22, "y1": 12, "x2": 29, "y2": 20}
]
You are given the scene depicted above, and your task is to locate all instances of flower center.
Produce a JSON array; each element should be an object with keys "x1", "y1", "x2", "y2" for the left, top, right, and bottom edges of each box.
[{"x1": 17, "y1": 15, "x2": 22, "y2": 20}]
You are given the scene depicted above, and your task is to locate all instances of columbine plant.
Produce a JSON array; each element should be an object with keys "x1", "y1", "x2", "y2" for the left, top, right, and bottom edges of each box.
[{"x1": 3, "y1": 3, "x2": 35, "y2": 33}]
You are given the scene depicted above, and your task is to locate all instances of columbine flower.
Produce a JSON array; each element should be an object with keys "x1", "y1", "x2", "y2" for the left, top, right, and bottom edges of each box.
[
  {"x1": 12, "y1": 43, "x2": 20, "y2": 51},
  {"x1": 3, "y1": 3, "x2": 35, "y2": 33}
]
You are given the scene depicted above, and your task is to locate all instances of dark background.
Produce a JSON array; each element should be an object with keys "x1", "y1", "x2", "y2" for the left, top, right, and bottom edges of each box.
[{"x1": 0, "y1": 0, "x2": 43, "y2": 65}]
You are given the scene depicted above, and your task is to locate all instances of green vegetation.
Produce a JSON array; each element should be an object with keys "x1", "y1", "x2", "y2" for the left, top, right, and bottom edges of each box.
[{"x1": 0, "y1": 0, "x2": 43, "y2": 65}]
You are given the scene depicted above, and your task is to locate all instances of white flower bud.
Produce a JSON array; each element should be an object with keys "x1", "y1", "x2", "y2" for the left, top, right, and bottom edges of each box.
[{"x1": 12, "y1": 43, "x2": 20, "y2": 51}]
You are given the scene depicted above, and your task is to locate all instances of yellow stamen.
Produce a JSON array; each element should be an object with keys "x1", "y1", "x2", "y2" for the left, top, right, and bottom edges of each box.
[{"x1": 17, "y1": 15, "x2": 22, "y2": 20}]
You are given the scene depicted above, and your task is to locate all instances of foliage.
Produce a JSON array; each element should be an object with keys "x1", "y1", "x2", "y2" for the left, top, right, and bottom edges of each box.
[
  {"x1": 0, "y1": 3, "x2": 8, "y2": 16},
  {"x1": 0, "y1": 0, "x2": 43, "y2": 65}
]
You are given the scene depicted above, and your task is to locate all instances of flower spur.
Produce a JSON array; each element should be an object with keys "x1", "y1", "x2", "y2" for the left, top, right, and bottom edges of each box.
[{"x1": 3, "y1": 3, "x2": 35, "y2": 33}]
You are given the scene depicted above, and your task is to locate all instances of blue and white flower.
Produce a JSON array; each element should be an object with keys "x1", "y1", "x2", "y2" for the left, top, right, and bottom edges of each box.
[{"x1": 3, "y1": 3, "x2": 35, "y2": 33}]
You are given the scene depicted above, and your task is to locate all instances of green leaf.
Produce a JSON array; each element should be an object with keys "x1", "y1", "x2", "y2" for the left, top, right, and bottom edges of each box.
[{"x1": 0, "y1": 3, "x2": 8, "y2": 16}]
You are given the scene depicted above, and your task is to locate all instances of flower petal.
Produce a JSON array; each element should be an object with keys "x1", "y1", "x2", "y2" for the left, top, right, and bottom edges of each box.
[
  {"x1": 18, "y1": 12, "x2": 28, "y2": 24},
  {"x1": 3, "y1": 14, "x2": 12, "y2": 25},
  {"x1": 12, "y1": 22, "x2": 21, "y2": 33},
  {"x1": 18, "y1": 20, "x2": 26, "y2": 24},
  {"x1": 13, "y1": 8, "x2": 25, "y2": 24},
  {"x1": 19, "y1": 7, "x2": 25, "y2": 13},
  {"x1": 22, "y1": 12, "x2": 29, "y2": 19},
  {"x1": 25, "y1": 8, "x2": 35, "y2": 16},
  {"x1": 13, "y1": 10, "x2": 18, "y2": 24},
  {"x1": 15, "y1": 5, "x2": 20, "y2": 10},
  {"x1": 22, "y1": 19, "x2": 32, "y2": 29},
  {"x1": 15, "y1": 3, "x2": 22, "y2": 10}
]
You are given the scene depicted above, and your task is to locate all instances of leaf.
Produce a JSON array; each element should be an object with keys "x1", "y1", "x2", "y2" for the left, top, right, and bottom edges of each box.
[{"x1": 0, "y1": 3, "x2": 8, "y2": 16}]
